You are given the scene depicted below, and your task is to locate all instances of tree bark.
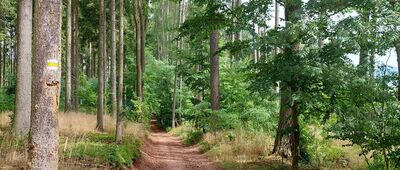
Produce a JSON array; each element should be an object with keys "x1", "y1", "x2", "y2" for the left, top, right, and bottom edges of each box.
[
  {"x1": 110, "y1": 0, "x2": 117, "y2": 117},
  {"x1": 210, "y1": 31, "x2": 219, "y2": 111},
  {"x1": 65, "y1": 0, "x2": 72, "y2": 111},
  {"x1": 172, "y1": 60, "x2": 178, "y2": 128},
  {"x1": 97, "y1": 0, "x2": 105, "y2": 131},
  {"x1": 133, "y1": 0, "x2": 146, "y2": 101},
  {"x1": 116, "y1": 0, "x2": 124, "y2": 143},
  {"x1": 28, "y1": 0, "x2": 62, "y2": 168},
  {"x1": 290, "y1": 101, "x2": 300, "y2": 170},
  {"x1": 13, "y1": 0, "x2": 32, "y2": 138},
  {"x1": 71, "y1": 0, "x2": 80, "y2": 111},
  {"x1": 395, "y1": 41, "x2": 400, "y2": 101}
]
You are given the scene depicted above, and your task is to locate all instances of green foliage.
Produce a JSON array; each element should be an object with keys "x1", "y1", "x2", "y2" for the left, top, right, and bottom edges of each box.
[
  {"x1": 77, "y1": 76, "x2": 99, "y2": 113},
  {"x1": 183, "y1": 130, "x2": 204, "y2": 145},
  {"x1": 60, "y1": 133, "x2": 141, "y2": 168},
  {"x1": 0, "y1": 88, "x2": 14, "y2": 112}
]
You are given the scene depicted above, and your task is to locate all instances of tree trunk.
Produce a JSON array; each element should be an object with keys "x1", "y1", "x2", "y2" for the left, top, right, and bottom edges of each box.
[
  {"x1": 110, "y1": 0, "x2": 117, "y2": 117},
  {"x1": 290, "y1": 101, "x2": 300, "y2": 170},
  {"x1": 28, "y1": 0, "x2": 62, "y2": 168},
  {"x1": 172, "y1": 60, "x2": 178, "y2": 128},
  {"x1": 14, "y1": 0, "x2": 32, "y2": 138},
  {"x1": 395, "y1": 41, "x2": 400, "y2": 101},
  {"x1": 71, "y1": 0, "x2": 80, "y2": 111},
  {"x1": 65, "y1": 0, "x2": 72, "y2": 111},
  {"x1": 97, "y1": 0, "x2": 105, "y2": 131},
  {"x1": 133, "y1": 0, "x2": 145, "y2": 101},
  {"x1": 272, "y1": 86, "x2": 290, "y2": 154},
  {"x1": 210, "y1": 31, "x2": 219, "y2": 111},
  {"x1": 0, "y1": 42, "x2": 2, "y2": 88},
  {"x1": 116, "y1": 0, "x2": 124, "y2": 143}
]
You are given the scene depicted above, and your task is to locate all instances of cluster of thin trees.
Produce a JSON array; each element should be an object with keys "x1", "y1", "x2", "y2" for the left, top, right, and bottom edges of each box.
[{"x1": 10, "y1": 0, "x2": 125, "y2": 168}]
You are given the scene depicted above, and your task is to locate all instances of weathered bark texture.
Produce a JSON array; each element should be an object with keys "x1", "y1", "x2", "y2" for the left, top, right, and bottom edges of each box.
[
  {"x1": 28, "y1": 0, "x2": 62, "y2": 169},
  {"x1": 65, "y1": 0, "x2": 72, "y2": 111},
  {"x1": 210, "y1": 31, "x2": 219, "y2": 111},
  {"x1": 71, "y1": 0, "x2": 80, "y2": 111},
  {"x1": 97, "y1": 0, "x2": 105, "y2": 131},
  {"x1": 111, "y1": 0, "x2": 117, "y2": 118},
  {"x1": 116, "y1": 0, "x2": 124, "y2": 143},
  {"x1": 14, "y1": 0, "x2": 32, "y2": 138}
]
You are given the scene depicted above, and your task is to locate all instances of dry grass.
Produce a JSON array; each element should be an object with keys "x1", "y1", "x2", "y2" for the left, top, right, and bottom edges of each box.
[
  {"x1": 202, "y1": 128, "x2": 275, "y2": 163},
  {"x1": 59, "y1": 111, "x2": 146, "y2": 139},
  {"x1": 0, "y1": 111, "x2": 146, "y2": 168}
]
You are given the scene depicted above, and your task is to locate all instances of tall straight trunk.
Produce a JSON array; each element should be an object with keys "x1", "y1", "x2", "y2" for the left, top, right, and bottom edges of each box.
[
  {"x1": 88, "y1": 41, "x2": 92, "y2": 77},
  {"x1": 14, "y1": 0, "x2": 32, "y2": 138},
  {"x1": 133, "y1": 0, "x2": 145, "y2": 101},
  {"x1": 110, "y1": 0, "x2": 117, "y2": 117},
  {"x1": 71, "y1": 0, "x2": 80, "y2": 111},
  {"x1": 395, "y1": 41, "x2": 400, "y2": 101},
  {"x1": 28, "y1": 0, "x2": 62, "y2": 168},
  {"x1": 65, "y1": 0, "x2": 72, "y2": 111},
  {"x1": 116, "y1": 0, "x2": 124, "y2": 143},
  {"x1": 274, "y1": 0, "x2": 279, "y2": 56},
  {"x1": 2, "y1": 41, "x2": 5, "y2": 87},
  {"x1": 210, "y1": 31, "x2": 219, "y2": 110},
  {"x1": 0, "y1": 42, "x2": 2, "y2": 88},
  {"x1": 97, "y1": 0, "x2": 105, "y2": 131},
  {"x1": 172, "y1": 60, "x2": 178, "y2": 128}
]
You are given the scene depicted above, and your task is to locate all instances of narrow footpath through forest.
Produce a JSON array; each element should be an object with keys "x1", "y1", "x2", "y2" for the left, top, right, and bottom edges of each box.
[{"x1": 132, "y1": 119, "x2": 220, "y2": 170}]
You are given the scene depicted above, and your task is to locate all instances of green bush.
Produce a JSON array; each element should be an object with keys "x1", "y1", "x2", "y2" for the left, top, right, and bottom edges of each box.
[
  {"x1": 61, "y1": 133, "x2": 141, "y2": 168},
  {"x1": 183, "y1": 130, "x2": 203, "y2": 145}
]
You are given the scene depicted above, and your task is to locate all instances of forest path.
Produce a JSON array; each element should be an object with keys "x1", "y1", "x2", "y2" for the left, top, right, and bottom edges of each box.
[{"x1": 131, "y1": 119, "x2": 220, "y2": 170}]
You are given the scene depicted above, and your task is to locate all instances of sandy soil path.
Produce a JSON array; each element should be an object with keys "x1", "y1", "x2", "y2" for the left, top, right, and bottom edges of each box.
[{"x1": 131, "y1": 120, "x2": 220, "y2": 170}]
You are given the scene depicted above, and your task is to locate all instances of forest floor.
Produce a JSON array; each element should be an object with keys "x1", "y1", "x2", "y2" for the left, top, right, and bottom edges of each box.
[{"x1": 132, "y1": 119, "x2": 221, "y2": 170}]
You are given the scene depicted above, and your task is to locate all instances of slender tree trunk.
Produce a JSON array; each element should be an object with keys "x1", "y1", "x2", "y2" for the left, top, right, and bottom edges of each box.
[
  {"x1": 116, "y1": 0, "x2": 124, "y2": 143},
  {"x1": 97, "y1": 0, "x2": 105, "y2": 131},
  {"x1": 133, "y1": 0, "x2": 145, "y2": 101},
  {"x1": 0, "y1": 42, "x2": 2, "y2": 88},
  {"x1": 28, "y1": 0, "x2": 62, "y2": 168},
  {"x1": 71, "y1": 0, "x2": 80, "y2": 111},
  {"x1": 274, "y1": 0, "x2": 279, "y2": 56},
  {"x1": 110, "y1": 0, "x2": 117, "y2": 117},
  {"x1": 395, "y1": 41, "x2": 400, "y2": 101},
  {"x1": 1, "y1": 41, "x2": 5, "y2": 87},
  {"x1": 14, "y1": 0, "x2": 32, "y2": 138},
  {"x1": 65, "y1": 0, "x2": 72, "y2": 111},
  {"x1": 172, "y1": 60, "x2": 178, "y2": 128},
  {"x1": 210, "y1": 31, "x2": 219, "y2": 110}
]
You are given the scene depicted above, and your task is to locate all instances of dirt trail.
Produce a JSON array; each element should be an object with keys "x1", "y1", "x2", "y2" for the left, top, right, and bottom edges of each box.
[{"x1": 131, "y1": 120, "x2": 220, "y2": 170}]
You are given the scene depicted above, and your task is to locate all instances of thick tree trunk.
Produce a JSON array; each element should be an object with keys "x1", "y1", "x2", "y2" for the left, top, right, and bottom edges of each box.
[
  {"x1": 65, "y1": 0, "x2": 72, "y2": 111},
  {"x1": 110, "y1": 0, "x2": 117, "y2": 117},
  {"x1": 28, "y1": 0, "x2": 62, "y2": 168},
  {"x1": 116, "y1": 0, "x2": 124, "y2": 143},
  {"x1": 71, "y1": 0, "x2": 80, "y2": 111},
  {"x1": 290, "y1": 101, "x2": 300, "y2": 170},
  {"x1": 210, "y1": 31, "x2": 219, "y2": 110},
  {"x1": 13, "y1": 0, "x2": 32, "y2": 138},
  {"x1": 97, "y1": 0, "x2": 105, "y2": 131},
  {"x1": 272, "y1": 86, "x2": 290, "y2": 154}
]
